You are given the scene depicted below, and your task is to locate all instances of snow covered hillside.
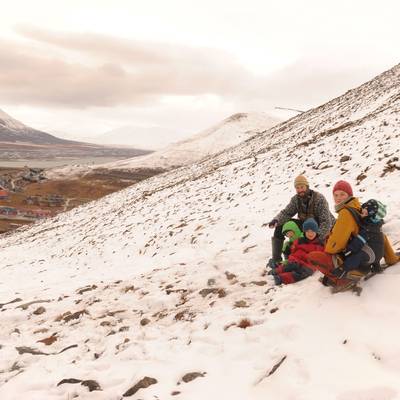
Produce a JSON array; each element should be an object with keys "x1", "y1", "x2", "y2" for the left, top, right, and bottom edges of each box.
[
  {"x1": 0, "y1": 64, "x2": 400, "y2": 399},
  {"x1": 100, "y1": 112, "x2": 281, "y2": 171}
]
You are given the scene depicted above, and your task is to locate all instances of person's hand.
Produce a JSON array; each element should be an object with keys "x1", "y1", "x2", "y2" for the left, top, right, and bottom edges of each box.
[{"x1": 268, "y1": 219, "x2": 278, "y2": 228}]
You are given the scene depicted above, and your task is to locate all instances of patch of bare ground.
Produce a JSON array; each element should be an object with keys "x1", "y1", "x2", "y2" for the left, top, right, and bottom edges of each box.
[{"x1": 0, "y1": 167, "x2": 164, "y2": 234}]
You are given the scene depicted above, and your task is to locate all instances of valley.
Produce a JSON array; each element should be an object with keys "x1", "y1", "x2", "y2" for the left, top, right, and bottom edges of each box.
[{"x1": 0, "y1": 165, "x2": 163, "y2": 234}]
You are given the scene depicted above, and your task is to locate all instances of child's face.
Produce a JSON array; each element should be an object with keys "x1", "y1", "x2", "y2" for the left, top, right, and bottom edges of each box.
[
  {"x1": 285, "y1": 230, "x2": 295, "y2": 238},
  {"x1": 305, "y1": 230, "x2": 317, "y2": 240},
  {"x1": 333, "y1": 190, "x2": 350, "y2": 205},
  {"x1": 361, "y1": 208, "x2": 369, "y2": 217}
]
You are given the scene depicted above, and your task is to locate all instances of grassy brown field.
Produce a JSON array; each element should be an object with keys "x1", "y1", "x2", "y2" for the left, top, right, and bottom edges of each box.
[{"x1": 0, "y1": 166, "x2": 163, "y2": 234}]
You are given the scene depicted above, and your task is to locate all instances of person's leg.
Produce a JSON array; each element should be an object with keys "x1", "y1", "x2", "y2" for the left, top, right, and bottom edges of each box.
[
  {"x1": 383, "y1": 234, "x2": 400, "y2": 266},
  {"x1": 307, "y1": 251, "x2": 334, "y2": 275},
  {"x1": 343, "y1": 253, "x2": 358, "y2": 271},
  {"x1": 268, "y1": 264, "x2": 285, "y2": 275},
  {"x1": 341, "y1": 250, "x2": 372, "y2": 280},
  {"x1": 269, "y1": 236, "x2": 284, "y2": 266},
  {"x1": 279, "y1": 272, "x2": 296, "y2": 284},
  {"x1": 308, "y1": 251, "x2": 351, "y2": 287},
  {"x1": 293, "y1": 265, "x2": 313, "y2": 281}
]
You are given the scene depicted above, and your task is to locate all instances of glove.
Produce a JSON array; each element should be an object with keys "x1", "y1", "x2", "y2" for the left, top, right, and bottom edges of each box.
[{"x1": 268, "y1": 219, "x2": 278, "y2": 228}]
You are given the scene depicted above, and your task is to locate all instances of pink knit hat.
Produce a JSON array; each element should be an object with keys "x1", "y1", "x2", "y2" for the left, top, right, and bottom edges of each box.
[{"x1": 333, "y1": 180, "x2": 353, "y2": 196}]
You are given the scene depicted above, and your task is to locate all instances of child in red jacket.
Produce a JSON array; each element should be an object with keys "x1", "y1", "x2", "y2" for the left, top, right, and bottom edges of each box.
[{"x1": 271, "y1": 218, "x2": 324, "y2": 285}]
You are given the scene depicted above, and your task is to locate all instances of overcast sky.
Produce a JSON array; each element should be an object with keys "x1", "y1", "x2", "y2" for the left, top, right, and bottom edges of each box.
[{"x1": 1, "y1": 0, "x2": 399, "y2": 148}]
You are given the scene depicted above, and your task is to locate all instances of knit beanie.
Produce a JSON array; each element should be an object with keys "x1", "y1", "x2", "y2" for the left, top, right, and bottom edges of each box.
[
  {"x1": 361, "y1": 199, "x2": 387, "y2": 221},
  {"x1": 333, "y1": 180, "x2": 353, "y2": 196},
  {"x1": 294, "y1": 175, "x2": 309, "y2": 188},
  {"x1": 302, "y1": 218, "x2": 319, "y2": 233}
]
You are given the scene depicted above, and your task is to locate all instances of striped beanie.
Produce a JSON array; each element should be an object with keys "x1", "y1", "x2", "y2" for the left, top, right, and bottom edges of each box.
[{"x1": 361, "y1": 199, "x2": 387, "y2": 222}]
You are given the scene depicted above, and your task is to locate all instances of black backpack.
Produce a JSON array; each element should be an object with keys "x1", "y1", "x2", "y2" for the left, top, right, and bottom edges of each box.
[{"x1": 346, "y1": 207, "x2": 384, "y2": 264}]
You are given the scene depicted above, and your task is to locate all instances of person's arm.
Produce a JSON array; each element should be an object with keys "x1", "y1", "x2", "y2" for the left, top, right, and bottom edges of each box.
[
  {"x1": 325, "y1": 209, "x2": 355, "y2": 254},
  {"x1": 316, "y1": 195, "x2": 335, "y2": 239},
  {"x1": 274, "y1": 195, "x2": 298, "y2": 225}
]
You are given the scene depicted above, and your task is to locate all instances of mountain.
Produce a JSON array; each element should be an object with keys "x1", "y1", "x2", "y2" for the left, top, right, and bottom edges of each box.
[
  {"x1": 0, "y1": 65, "x2": 399, "y2": 398},
  {"x1": 102, "y1": 112, "x2": 281, "y2": 171},
  {"x1": 0, "y1": 109, "x2": 78, "y2": 145},
  {"x1": 0, "y1": 109, "x2": 152, "y2": 160}
]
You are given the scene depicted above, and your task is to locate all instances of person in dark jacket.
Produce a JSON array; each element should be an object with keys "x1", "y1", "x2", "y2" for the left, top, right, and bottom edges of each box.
[
  {"x1": 332, "y1": 199, "x2": 386, "y2": 278},
  {"x1": 271, "y1": 218, "x2": 324, "y2": 285},
  {"x1": 266, "y1": 175, "x2": 335, "y2": 268}
]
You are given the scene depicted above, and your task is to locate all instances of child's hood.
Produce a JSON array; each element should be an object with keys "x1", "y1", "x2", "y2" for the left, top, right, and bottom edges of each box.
[{"x1": 282, "y1": 221, "x2": 303, "y2": 239}]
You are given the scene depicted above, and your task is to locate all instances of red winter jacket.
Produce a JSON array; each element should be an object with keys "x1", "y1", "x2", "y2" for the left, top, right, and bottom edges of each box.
[{"x1": 288, "y1": 237, "x2": 324, "y2": 268}]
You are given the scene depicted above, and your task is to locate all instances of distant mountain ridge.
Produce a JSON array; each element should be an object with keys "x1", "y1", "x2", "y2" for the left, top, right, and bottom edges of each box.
[
  {"x1": 0, "y1": 109, "x2": 152, "y2": 160},
  {"x1": 0, "y1": 109, "x2": 79, "y2": 145},
  {"x1": 102, "y1": 112, "x2": 281, "y2": 171}
]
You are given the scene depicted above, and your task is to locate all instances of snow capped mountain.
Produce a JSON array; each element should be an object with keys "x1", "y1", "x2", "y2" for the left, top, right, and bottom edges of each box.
[
  {"x1": 0, "y1": 65, "x2": 400, "y2": 399},
  {"x1": 0, "y1": 109, "x2": 77, "y2": 145},
  {"x1": 102, "y1": 112, "x2": 281, "y2": 170},
  {"x1": 0, "y1": 109, "x2": 26, "y2": 131}
]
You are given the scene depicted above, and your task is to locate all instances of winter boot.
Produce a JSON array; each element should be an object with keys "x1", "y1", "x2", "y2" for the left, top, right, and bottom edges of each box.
[
  {"x1": 371, "y1": 262, "x2": 384, "y2": 274},
  {"x1": 331, "y1": 269, "x2": 365, "y2": 294},
  {"x1": 345, "y1": 269, "x2": 366, "y2": 281},
  {"x1": 266, "y1": 237, "x2": 284, "y2": 269},
  {"x1": 320, "y1": 276, "x2": 335, "y2": 287},
  {"x1": 331, "y1": 267, "x2": 347, "y2": 279}
]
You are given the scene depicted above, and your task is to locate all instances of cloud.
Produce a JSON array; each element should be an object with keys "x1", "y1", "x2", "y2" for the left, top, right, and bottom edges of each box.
[
  {"x1": 0, "y1": 26, "x2": 395, "y2": 111},
  {"x1": 0, "y1": 27, "x2": 254, "y2": 108}
]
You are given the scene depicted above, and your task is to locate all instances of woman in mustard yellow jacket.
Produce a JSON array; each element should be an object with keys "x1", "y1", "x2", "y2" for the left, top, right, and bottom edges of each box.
[
  {"x1": 325, "y1": 180, "x2": 399, "y2": 266},
  {"x1": 308, "y1": 180, "x2": 399, "y2": 285}
]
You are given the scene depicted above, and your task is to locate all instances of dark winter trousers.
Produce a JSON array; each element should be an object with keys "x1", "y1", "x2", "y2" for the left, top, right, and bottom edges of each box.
[
  {"x1": 343, "y1": 250, "x2": 371, "y2": 271},
  {"x1": 276, "y1": 262, "x2": 313, "y2": 284}
]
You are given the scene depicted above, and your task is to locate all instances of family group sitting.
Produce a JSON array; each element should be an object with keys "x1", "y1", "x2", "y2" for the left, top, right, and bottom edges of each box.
[{"x1": 266, "y1": 175, "x2": 400, "y2": 291}]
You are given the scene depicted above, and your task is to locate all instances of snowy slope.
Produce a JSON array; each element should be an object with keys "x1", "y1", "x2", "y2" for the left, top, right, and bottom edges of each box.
[
  {"x1": 101, "y1": 112, "x2": 281, "y2": 170},
  {"x1": 0, "y1": 65, "x2": 399, "y2": 399}
]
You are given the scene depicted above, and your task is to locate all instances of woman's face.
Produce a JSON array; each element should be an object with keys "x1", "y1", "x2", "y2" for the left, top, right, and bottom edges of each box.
[{"x1": 333, "y1": 190, "x2": 349, "y2": 205}]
